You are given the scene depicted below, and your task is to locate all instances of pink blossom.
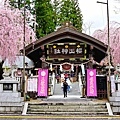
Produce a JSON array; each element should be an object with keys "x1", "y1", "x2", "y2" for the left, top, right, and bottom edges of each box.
[
  {"x1": 92, "y1": 21, "x2": 120, "y2": 66},
  {"x1": 0, "y1": 0, "x2": 36, "y2": 63}
]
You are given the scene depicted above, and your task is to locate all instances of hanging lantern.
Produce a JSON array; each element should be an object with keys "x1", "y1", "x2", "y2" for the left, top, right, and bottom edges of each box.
[{"x1": 62, "y1": 63, "x2": 71, "y2": 71}]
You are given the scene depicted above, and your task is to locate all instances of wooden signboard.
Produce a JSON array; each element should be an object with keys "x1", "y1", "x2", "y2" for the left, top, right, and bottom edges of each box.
[{"x1": 46, "y1": 42, "x2": 86, "y2": 60}]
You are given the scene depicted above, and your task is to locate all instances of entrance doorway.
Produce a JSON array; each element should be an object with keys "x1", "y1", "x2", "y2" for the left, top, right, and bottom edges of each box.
[
  {"x1": 54, "y1": 80, "x2": 80, "y2": 96},
  {"x1": 48, "y1": 70, "x2": 81, "y2": 98}
]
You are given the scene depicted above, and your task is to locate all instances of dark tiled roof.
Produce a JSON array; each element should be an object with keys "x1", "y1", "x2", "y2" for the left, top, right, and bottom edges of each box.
[{"x1": 24, "y1": 23, "x2": 107, "y2": 55}]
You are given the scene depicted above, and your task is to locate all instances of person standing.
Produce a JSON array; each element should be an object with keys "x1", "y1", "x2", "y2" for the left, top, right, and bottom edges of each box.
[{"x1": 63, "y1": 80, "x2": 68, "y2": 98}]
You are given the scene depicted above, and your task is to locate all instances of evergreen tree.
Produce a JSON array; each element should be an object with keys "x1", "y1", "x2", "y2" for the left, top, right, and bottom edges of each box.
[
  {"x1": 10, "y1": 0, "x2": 83, "y2": 37},
  {"x1": 58, "y1": 0, "x2": 83, "y2": 32},
  {"x1": 35, "y1": 0, "x2": 55, "y2": 38}
]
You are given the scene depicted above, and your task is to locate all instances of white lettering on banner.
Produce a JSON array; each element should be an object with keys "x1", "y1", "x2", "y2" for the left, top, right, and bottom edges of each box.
[
  {"x1": 64, "y1": 49, "x2": 68, "y2": 54},
  {"x1": 54, "y1": 49, "x2": 61, "y2": 54},
  {"x1": 69, "y1": 49, "x2": 75, "y2": 54},
  {"x1": 61, "y1": 48, "x2": 68, "y2": 54},
  {"x1": 89, "y1": 76, "x2": 94, "y2": 94},
  {"x1": 61, "y1": 49, "x2": 64, "y2": 54},
  {"x1": 40, "y1": 77, "x2": 45, "y2": 94},
  {"x1": 76, "y1": 48, "x2": 82, "y2": 54},
  {"x1": 53, "y1": 48, "x2": 83, "y2": 54}
]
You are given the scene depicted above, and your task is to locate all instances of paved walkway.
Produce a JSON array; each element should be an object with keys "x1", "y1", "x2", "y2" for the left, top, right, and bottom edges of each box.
[
  {"x1": 45, "y1": 81, "x2": 108, "y2": 103},
  {"x1": 31, "y1": 81, "x2": 108, "y2": 103},
  {"x1": 45, "y1": 81, "x2": 83, "y2": 102},
  {"x1": 54, "y1": 81, "x2": 81, "y2": 96},
  {"x1": 37, "y1": 81, "x2": 86, "y2": 103}
]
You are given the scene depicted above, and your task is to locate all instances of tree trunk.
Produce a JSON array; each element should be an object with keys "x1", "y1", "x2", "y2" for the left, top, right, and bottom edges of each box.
[{"x1": 0, "y1": 61, "x2": 4, "y2": 80}]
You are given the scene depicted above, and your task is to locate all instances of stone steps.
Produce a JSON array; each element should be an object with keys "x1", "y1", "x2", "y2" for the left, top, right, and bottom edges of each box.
[
  {"x1": 27, "y1": 102, "x2": 108, "y2": 116},
  {"x1": 110, "y1": 91, "x2": 120, "y2": 114},
  {"x1": 27, "y1": 109, "x2": 107, "y2": 112},
  {"x1": 27, "y1": 111, "x2": 108, "y2": 116}
]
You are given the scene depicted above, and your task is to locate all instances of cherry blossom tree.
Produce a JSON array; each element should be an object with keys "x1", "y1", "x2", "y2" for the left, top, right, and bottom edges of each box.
[
  {"x1": 0, "y1": 0, "x2": 36, "y2": 63},
  {"x1": 92, "y1": 21, "x2": 120, "y2": 66}
]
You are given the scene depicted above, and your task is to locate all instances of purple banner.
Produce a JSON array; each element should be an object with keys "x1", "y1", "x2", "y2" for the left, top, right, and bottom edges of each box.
[
  {"x1": 87, "y1": 69, "x2": 97, "y2": 97},
  {"x1": 38, "y1": 69, "x2": 48, "y2": 97}
]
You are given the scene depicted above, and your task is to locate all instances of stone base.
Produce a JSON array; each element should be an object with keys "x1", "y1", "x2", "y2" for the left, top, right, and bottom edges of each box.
[
  {"x1": 112, "y1": 91, "x2": 120, "y2": 96},
  {"x1": 109, "y1": 96, "x2": 120, "y2": 101},
  {"x1": 0, "y1": 99, "x2": 24, "y2": 114},
  {"x1": 110, "y1": 91, "x2": 120, "y2": 114},
  {"x1": 0, "y1": 78, "x2": 24, "y2": 114},
  {"x1": 0, "y1": 102, "x2": 24, "y2": 114},
  {"x1": 112, "y1": 106, "x2": 120, "y2": 113}
]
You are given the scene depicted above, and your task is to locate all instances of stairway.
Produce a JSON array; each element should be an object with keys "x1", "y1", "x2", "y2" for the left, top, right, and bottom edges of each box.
[{"x1": 27, "y1": 101, "x2": 109, "y2": 116}]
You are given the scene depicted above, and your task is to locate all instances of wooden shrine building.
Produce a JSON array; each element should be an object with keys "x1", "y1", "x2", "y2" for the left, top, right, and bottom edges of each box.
[
  {"x1": 22, "y1": 22, "x2": 109, "y2": 99},
  {"x1": 24, "y1": 22, "x2": 107, "y2": 70}
]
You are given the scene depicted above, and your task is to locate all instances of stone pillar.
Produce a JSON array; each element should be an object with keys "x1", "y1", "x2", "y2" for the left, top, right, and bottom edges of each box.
[
  {"x1": 13, "y1": 83, "x2": 17, "y2": 92},
  {"x1": 116, "y1": 80, "x2": 120, "y2": 91},
  {"x1": 0, "y1": 84, "x2": 3, "y2": 92},
  {"x1": 110, "y1": 79, "x2": 120, "y2": 114}
]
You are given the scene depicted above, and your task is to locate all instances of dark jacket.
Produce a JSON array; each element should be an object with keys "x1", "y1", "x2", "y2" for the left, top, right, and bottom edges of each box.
[{"x1": 63, "y1": 81, "x2": 68, "y2": 91}]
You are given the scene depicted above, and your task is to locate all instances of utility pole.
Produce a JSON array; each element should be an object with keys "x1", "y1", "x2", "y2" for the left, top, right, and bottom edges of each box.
[
  {"x1": 23, "y1": 0, "x2": 26, "y2": 101},
  {"x1": 97, "y1": 0, "x2": 111, "y2": 99}
]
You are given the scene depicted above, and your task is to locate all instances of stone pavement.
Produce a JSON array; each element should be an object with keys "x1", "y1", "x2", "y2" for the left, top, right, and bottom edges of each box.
[
  {"x1": 41, "y1": 81, "x2": 107, "y2": 103},
  {"x1": 39, "y1": 81, "x2": 86, "y2": 103},
  {"x1": 39, "y1": 95, "x2": 108, "y2": 107},
  {"x1": 54, "y1": 81, "x2": 80, "y2": 96}
]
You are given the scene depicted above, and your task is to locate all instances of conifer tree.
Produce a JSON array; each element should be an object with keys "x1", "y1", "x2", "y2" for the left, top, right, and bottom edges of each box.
[
  {"x1": 35, "y1": 0, "x2": 55, "y2": 38},
  {"x1": 58, "y1": 0, "x2": 83, "y2": 31}
]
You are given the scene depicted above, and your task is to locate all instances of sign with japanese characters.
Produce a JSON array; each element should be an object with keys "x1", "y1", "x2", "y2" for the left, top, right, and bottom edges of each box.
[
  {"x1": 47, "y1": 43, "x2": 86, "y2": 59},
  {"x1": 87, "y1": 69, "x2": 97, "y2": 97},
  {"x1": 38, "y1": 69, "x2": 48, "y2": 97},
  {"x1": 3, "y1": 83, "x2": 13, "y2": 91},
  {"x1": 27, "y1": 77, "x2": 38, "y2": 92}
]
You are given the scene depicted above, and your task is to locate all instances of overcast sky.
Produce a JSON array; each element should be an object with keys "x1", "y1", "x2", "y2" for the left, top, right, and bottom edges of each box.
[{"x1": 79, "y1": 0, "x2": 120, "y2": 35}]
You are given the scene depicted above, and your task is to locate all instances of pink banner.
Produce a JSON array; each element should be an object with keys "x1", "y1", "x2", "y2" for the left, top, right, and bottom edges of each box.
[
  {"x1": 87, "y1": 69, "x2": 97, "y2": 97},
  {"x1": 38, "y1": 69, "x2": 48, "y2": 97}
]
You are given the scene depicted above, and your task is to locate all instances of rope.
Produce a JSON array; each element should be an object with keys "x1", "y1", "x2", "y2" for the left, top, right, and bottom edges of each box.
[{"x1": 41, "y1": 59, "x2": 91, "y2": 66}]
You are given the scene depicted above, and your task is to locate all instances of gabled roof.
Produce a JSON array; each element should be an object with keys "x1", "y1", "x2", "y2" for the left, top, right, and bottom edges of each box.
[
  {"x1": 3, "y1": 55, "x2": 34, "y2": 68},
  {"x1": 25, "y1": 22, "x2": 107, "y2": 55}
]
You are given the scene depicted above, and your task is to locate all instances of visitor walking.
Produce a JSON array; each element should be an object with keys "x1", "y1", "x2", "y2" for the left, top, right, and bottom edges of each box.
[{"x1": 63, "y1": 80, "x2": 68, "y2": 98}]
